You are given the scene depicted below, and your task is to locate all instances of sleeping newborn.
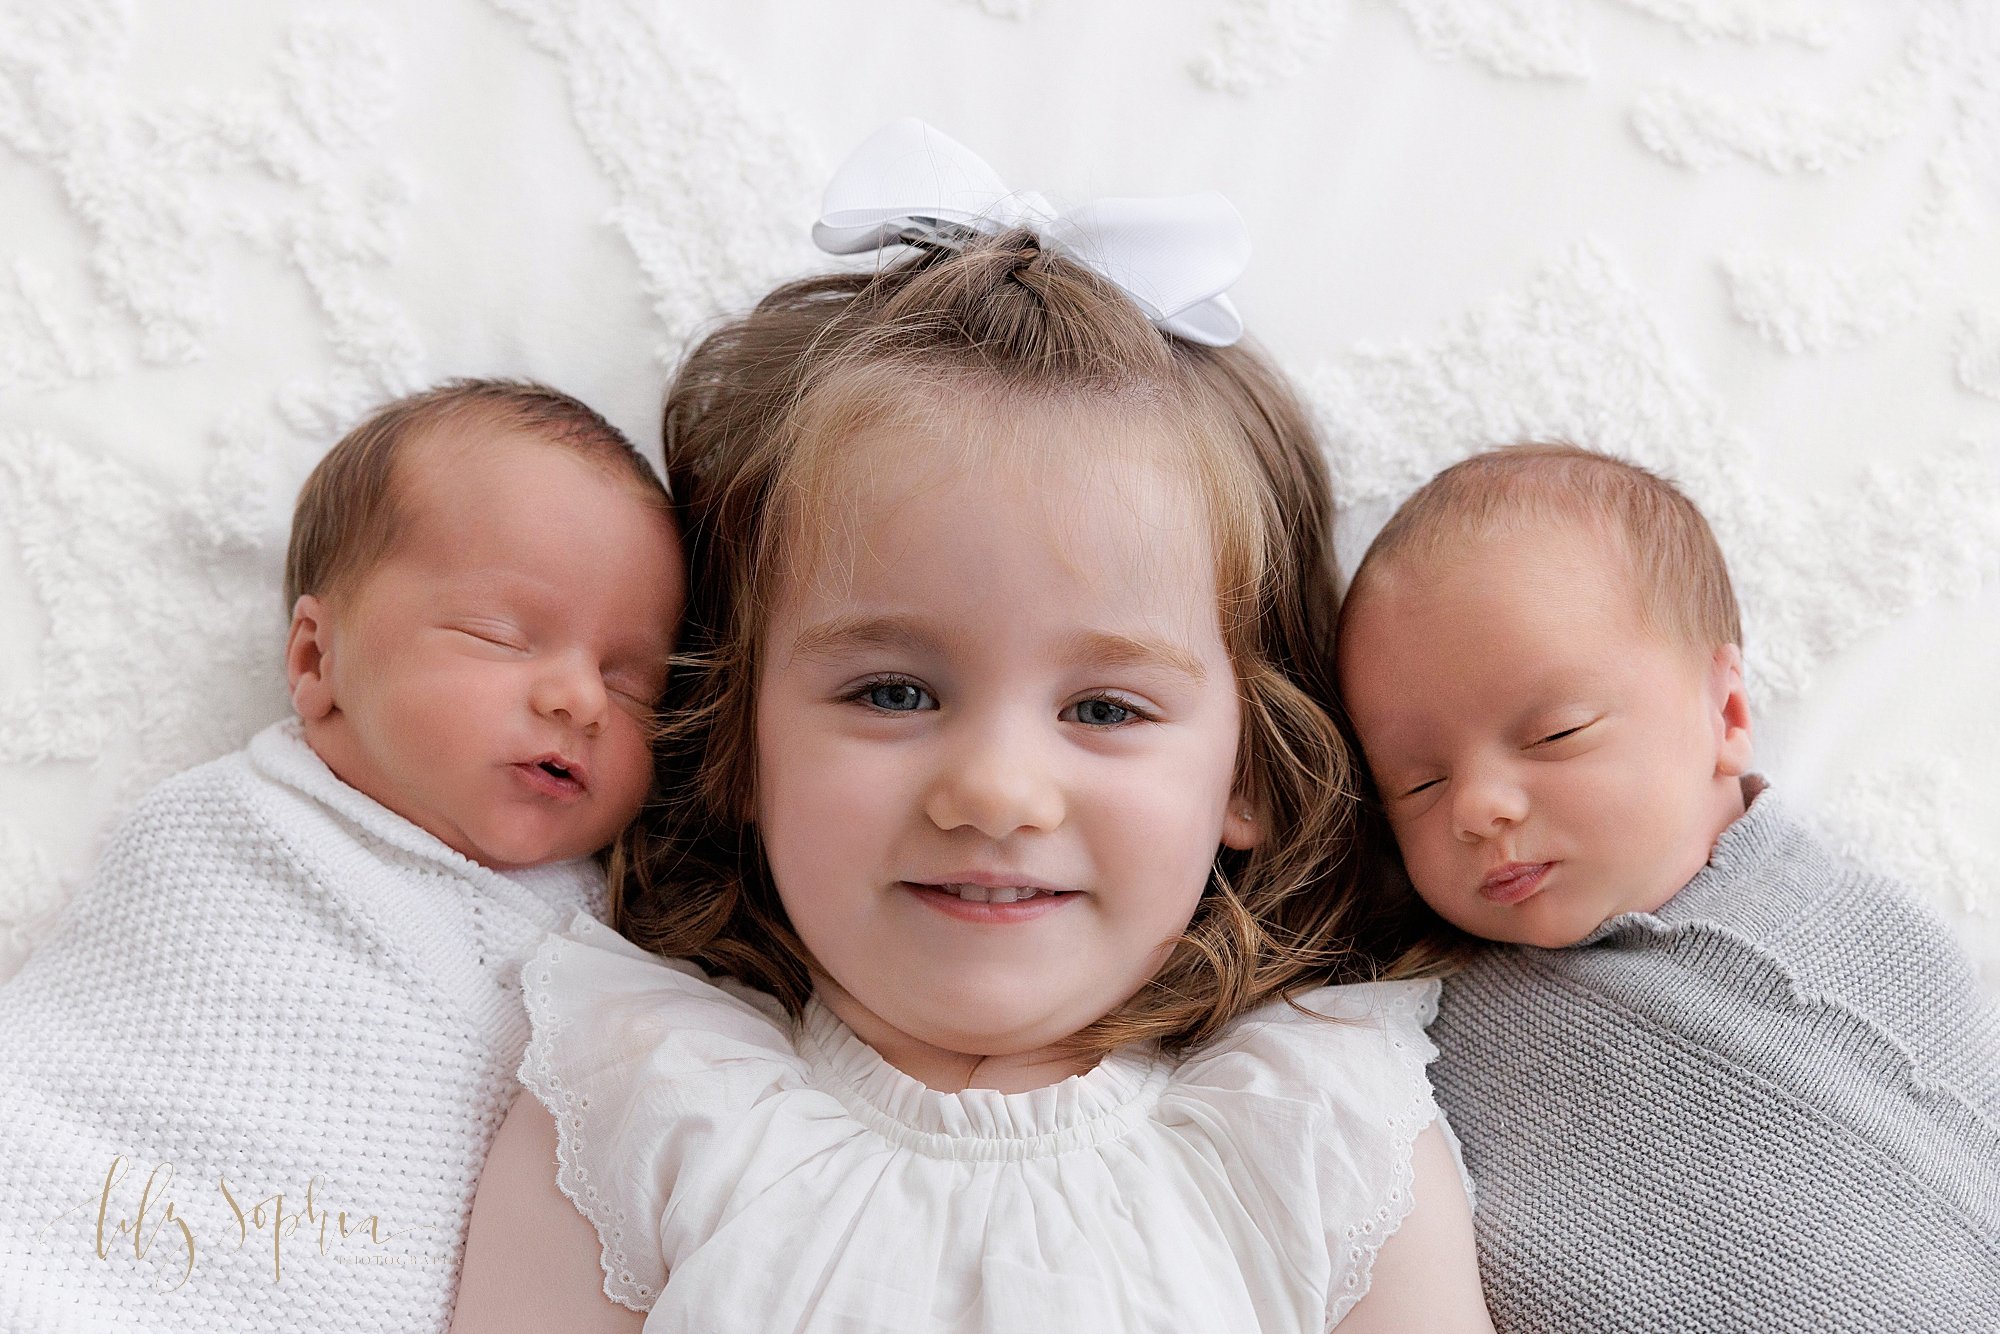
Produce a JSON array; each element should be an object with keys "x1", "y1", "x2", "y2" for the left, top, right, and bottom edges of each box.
[
  {"x1": 1336, "y1": 443, "x2": 2000, "y2": 1332},
  {"x1": 0, "y1": 379, "x2": 682, "y2": 1333}
]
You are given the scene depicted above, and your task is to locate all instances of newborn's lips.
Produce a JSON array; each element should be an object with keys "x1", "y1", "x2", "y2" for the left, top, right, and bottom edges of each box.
[
  {"x1": 1479, "y1": 861, "x2": 1553, "y2": 905},
  {"x1": 516, "y1": 752, "x2": 589, "y2": 798}
]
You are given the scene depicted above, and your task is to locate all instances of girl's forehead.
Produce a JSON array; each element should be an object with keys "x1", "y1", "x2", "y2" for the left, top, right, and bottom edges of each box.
[
  {"x1": 766, "y1": 415, "x2": 1224, "y2": 638},
  {"x1": 827, "y1": 384, "x2": 1194, "y2": 473},
  {"x1": 783, "y1": 391, "x2": 1211, "y2": 545}
]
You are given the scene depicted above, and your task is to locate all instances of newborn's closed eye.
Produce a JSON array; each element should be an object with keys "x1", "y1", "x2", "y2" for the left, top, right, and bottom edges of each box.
[
  {"x1": 1530, "y1": 719, "x2": 1599, "y2": 748},
  {"x1": 452, "y1": 624, "x2": 527, "y2": 651}
]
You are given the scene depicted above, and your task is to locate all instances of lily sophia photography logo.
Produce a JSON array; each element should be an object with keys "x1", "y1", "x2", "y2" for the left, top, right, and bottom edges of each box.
[{"x1": 38, "y1": 1154, "x2": 441, "y2": 1291}]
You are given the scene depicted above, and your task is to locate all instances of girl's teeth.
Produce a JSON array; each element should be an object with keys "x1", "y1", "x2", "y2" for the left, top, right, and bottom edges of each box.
[{"x1": 946, "y1": 885, "x2": 1042, "y2": 904}]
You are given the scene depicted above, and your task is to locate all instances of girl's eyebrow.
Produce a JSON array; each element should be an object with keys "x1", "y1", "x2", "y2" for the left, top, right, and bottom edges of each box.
[
  {"x1": 785, "y1": 615, "x2": 1207, "y2": 683},
  {"x1": 788, "y1": 613, "x2": 947, "y2": 662},
  {"x1": 1054, "y1": 630, "x2": 1208, "y2": 684}
]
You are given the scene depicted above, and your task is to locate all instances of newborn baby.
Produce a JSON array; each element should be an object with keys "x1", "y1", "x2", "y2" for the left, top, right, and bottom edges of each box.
[
  {"x1": 0, "y1": 379, "x2": 682, "y2": 1333},
  {"x1": 1336, "y1": 443, "x2": 1999, "y2": 1333}
]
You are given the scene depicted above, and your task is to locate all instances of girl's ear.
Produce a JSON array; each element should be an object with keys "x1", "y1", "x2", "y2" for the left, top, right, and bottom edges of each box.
[
  {"x1": 1221, "y1": 794, "x2": 1261, "y2": 851},
  {"x1": 1709, "y1": 643, "x2": 1754, "y2": 778},
  {"x1": 286, "y1": 595, "x2": 338, "y2": 721}
]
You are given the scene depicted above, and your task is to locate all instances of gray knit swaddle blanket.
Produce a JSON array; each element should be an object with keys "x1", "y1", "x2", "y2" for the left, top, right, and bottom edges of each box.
[{"x1": 1430, "y1": 792, "x2": 2000, "y2": 1333}]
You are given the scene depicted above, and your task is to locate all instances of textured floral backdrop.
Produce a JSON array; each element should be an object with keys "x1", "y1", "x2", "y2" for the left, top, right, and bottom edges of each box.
[{"x1": 2, "y1": 0, "x2": 1996, "y2": 981}]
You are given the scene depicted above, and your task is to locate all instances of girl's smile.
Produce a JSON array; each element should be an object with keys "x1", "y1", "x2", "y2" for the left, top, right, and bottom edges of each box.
[
  {"x1": 752, "y1": 398, "x2": 1257, "y2": 1092},
  {"x1": 902, "y1": 874, "x2": 1082, "y2": 921}
]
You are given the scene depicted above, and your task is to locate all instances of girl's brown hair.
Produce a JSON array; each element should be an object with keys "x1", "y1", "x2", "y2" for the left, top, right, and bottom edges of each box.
[{"x1": 614, "y1": 230, "x2": 1453, "y2": 1057}]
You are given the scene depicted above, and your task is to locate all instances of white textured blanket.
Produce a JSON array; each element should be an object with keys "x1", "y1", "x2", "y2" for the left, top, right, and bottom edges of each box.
[
  {"x1": 4, "y1": 2, "x2": 1996, "y2": 991},
  {"x1": 2, "y1": 8, "x2": 1997, "y2": 1327},
  {"x1": 0, "y1": 721, "x2": 605, "y2": 1333}
]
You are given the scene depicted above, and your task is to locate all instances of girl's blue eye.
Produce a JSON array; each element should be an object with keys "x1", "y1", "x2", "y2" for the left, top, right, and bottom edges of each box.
[
  {"x1": 1069, "y1": 698, "x2": 1136, "y2": 727},
  {"x1": 862, "y1": 681, "x2": 934, "y2": 712}
]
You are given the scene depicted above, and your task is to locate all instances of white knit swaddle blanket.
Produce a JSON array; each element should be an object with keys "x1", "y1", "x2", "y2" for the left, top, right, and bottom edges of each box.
[{"x1": 0, "y1": 719, "x2": 605, "y2": 1333}]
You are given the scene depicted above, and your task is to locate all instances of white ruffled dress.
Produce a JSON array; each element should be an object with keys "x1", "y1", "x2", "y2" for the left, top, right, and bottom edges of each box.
[{"x1": 520, "y1": 914, "x2": 1466, "y2": 1334}]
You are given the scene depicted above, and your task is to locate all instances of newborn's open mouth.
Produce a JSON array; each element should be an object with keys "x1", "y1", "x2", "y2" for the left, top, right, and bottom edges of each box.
[{"x1": 519, "y1": 754, "x2": 588, "y2": 793}]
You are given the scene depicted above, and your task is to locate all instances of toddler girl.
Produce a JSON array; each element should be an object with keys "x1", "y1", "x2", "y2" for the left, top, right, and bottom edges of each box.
[{"x1": 451, "y1": 122, "x2": 1491, "y2": 1334}]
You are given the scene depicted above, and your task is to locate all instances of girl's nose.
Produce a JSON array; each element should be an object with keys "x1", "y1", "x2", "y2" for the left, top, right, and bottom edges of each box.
[
  {"x1": 922, "y1": 718, "x2": 1064, "y2": 840},
  {"x1": 1451, "y1": 763, "x2": 1528, "y2": 843},
  {"x1": 533, "y1": 651, "x2": 608, "y2": 736}
]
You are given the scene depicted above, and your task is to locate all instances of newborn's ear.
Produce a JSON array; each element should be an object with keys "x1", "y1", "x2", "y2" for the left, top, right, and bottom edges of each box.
[
  {"x1": 285, "y1": 595, "x2": 338, "y2": 721},
  {"x1": 1710, "y1": 643, "x2": 1754, "y2": 777}
]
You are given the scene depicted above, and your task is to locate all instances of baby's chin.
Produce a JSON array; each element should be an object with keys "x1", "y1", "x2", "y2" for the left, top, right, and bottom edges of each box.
[
  {"x1": 1496, "y1": 916, "x2": 1605, "y2": 951},
  {"x1": 461, "y1": 834, "x2": 609, "y2": 871},
  {"x1": 1439, "y1": 907, "x2": 1599, "y2": 951},
  {"x1": 1425, "y1": 876, "x2": 1663, "y2": 951},
  {"x1": 409, "y1": 807, "x2": 612, "y2": 872}
]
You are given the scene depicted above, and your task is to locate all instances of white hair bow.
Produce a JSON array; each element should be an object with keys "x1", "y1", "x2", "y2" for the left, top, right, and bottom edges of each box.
[{"x1": 812, "y1": 118, "x2": 1251, "y2": 348}]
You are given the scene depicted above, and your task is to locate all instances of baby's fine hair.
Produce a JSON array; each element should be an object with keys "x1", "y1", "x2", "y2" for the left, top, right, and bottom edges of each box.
[
  {"x1": 1347, "y1": 442, "x2": 1742, "y2": 651},
  {"x1": 614, "y1": 230, "x2": 1455, "y2": 1059},
  {"x1": 285, "y1": 378, "x2": 666, "y2": 610}
]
